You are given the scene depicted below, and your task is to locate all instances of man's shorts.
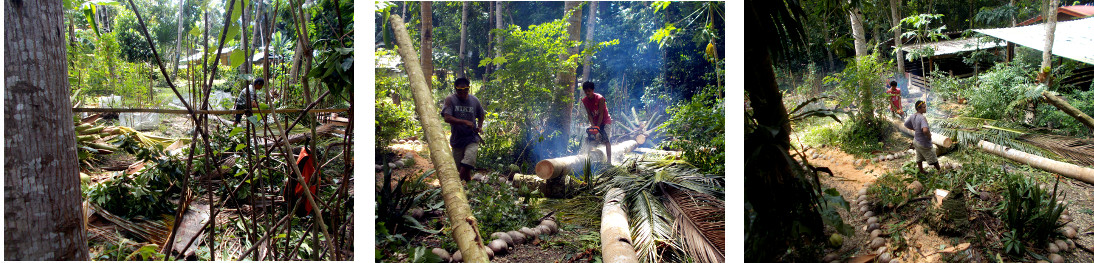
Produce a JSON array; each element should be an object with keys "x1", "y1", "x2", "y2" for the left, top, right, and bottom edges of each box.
[
  {"x1": 452, "y1": 142, "x2": 479, "y2": 168},
  {"x1": 915, "y1": 143, "x2": 938, "y2": 164}
]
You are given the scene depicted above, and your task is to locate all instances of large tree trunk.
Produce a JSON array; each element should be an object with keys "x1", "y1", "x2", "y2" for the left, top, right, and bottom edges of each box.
[
  {"x1": 495, "y1": 1, "x2": 504, "y2": 68},
  {"x1": 581, "y1": 1, "x2": 598, "y2": 81},
  {"x1": 1040, "y1": 0, "x2": 1058, "y2": 84},
  {"x1": 882, "y1": 114, "x2": 954, "y2": 147},
  {"x1": 420, "y1": 1, "x2": 433, "y2": 89},
  {"x1": 4, "y1": 0, "x2": 90, "y2": 259},
  {"x1": 458, "y1": 1, "x2": 468, "y2": 78},
  {"x1": 388, "y1": 14, "x2": 490, "y2": 263},
  {"x1": 890, "y1": 0, "x2": 904, "y2": 74},
  {"x1": 1042, "y1": 91, "x2": 1094, "y2": 132},
  {"x1": 535, "y1": 140, "x2": 638, "y2": 180},
  {"x1": 978, "y1": 141, "x2": 1094, "y2": 184},
  {"x1": 485, "y1": 1, "x2": 494, "y2": 80},
  {"x1": 553, "y1": 1, "x2": 582, "y2": 153},
  {"x1": 849, "y1": 7, "x2": 868, "y2": 57},
  {"x1": 601, "y1": 188, "x2": 639, "y2": 263},
  {"x1": 512, "y1": 173, "x2": 580, "y2": 198}
]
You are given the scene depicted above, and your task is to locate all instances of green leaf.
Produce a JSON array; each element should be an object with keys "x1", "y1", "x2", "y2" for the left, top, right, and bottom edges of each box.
[
  {"x1": 234, "y1": 143, "x2": 246, "y2": 151},
  {"x1": 225, "y1": 25, "x2": 241, "y2": 42},
  {"x1": 229, "y1": 51, "x2": 245, "y2": 67},
  {"x1": 229, "y1": 127, "x2": 243, "y2": 137}
]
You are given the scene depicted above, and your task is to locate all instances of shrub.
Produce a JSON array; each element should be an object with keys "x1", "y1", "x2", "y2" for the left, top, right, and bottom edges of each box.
[
  {"x1": 835, "y1": 116, "x2": 887, "y2": 156},
  {"x1": 997, "y1": 173, "x2": 1066, "y2": 254},
  {"x1": 660, "y1": 85, "x2": 724, "y2": 175},
  {"x1": 958, "y1": 64, "x2": 1039, "y2": 120}
]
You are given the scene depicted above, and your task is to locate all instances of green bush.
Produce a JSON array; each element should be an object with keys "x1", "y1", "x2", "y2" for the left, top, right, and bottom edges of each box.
[
  {"x1": 660, "y1": 85, "x2": 725, "y2": 175},
  {"x1": 465, "y1": 174, "x2": 540, "y2": 238},
  {"x1": 958, "y1": 64, "x2": 1039, "y2": 120},
  {"x1": 835, "y1": 116, "x2": 887, "y2": 156},
  {"x1": 998, "y1": 173, "x2": 1066, "y2": 254},
  {"x1": 375, "y1": 89, "x2": 418, "y2": 156}
]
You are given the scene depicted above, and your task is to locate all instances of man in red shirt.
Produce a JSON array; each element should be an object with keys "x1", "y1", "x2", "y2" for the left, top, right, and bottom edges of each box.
[
  {"x1": 581, "y1": 82, "x2": 613, "y2": 163},
  {"x1": 887, "y1": 80, "x2": 904, "y2": 118}
]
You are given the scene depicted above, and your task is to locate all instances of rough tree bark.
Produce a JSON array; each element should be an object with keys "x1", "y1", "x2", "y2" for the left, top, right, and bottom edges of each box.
[
  {"x1": 1040, "y1": 0, "x2": 1058, "y2": 84},
  {"x1": 581, "y1": 1, "x2": 598, "y2": 81},
  {"x1": 890, "y1": 0, "x2": 904, "y2": 74},
  {"x1": 4, "y1": 0, "x2": 89, "y2": 259},
  {"x1": 388, "y1": 14, "x2": 490, "y2": 263},
  {"x1": 420, "y1": 1, "x2": 433, "y2": 89},
  {"x1": 1042, "y1": 91, "x2": 1094, "y2": 131},
  {"x1": 601, "y1": 188, "x2": 639, "y2": 263},
  {"x1": 458, "y1": 1, "x2": 468, "y2": 78}
]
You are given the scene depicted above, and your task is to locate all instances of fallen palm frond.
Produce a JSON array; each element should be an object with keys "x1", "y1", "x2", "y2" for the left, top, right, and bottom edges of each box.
[
  {"x1": 89, "y1": 203, "x2": 170, "y2": 246},
  {"x1": 113, "y1": 126, "x2": 191, "y2": 149},
  {"x1": 597, "y1": 153, "x2": 725, "y2": 263},
  {"x1": 932, "y1": 116, "x2": 1061, "y2": 159},
  {"x1": 1018, "y1": 135, "x2": 1094, "y2": 167},
  {"x1": 663, "y1": 186, "x2": 725, "y2": 263}
]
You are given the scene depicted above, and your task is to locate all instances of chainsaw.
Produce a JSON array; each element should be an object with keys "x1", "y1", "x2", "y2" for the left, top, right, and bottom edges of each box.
[{"x1": 579, "y1": 126, "x2": 602, "y2": 155}]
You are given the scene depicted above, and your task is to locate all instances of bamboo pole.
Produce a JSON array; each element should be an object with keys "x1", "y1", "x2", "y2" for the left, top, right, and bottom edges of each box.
[
  {"x1": 535, "y1": 140, "x2": 639, "y2": 180},
  {"x1": 389, "y1": 14, "x2": 490, "y2": 263},
  {"x1": 977, "y1": 140, "x2": 1094, "y2": 184},
  {"x1": 1042, "y1": 91, "x2": 1094, "y2": 132},
  {"x1": 601, "y1": 188, "x2": 639, "y2": 263},
  {"x1": 72, "y1": 107, "x2": 349, "y2": 114}
]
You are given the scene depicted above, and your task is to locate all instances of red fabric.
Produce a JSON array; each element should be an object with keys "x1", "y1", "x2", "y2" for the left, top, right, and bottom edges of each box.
[
  {"x1": 581, "y1": 93, "x2": 612, "y2": 126},
  {"x1": 888, "y1": 87, "x2": 902, "y2": 112},
  {"x1": 294, "y1": 147, "x2": 318, "y2": 215}
]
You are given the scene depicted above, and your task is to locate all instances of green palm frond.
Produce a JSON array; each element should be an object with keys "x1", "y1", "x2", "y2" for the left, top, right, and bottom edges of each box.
[
  {"x1": 931, "y1": 116, "x2": 1062, "y2": 159},
  {"x1": 664, "y1": 186, "x2": 725, "y2": 263}
]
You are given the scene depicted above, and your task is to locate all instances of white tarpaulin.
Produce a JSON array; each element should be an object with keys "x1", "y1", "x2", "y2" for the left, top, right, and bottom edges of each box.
[
  {"x1": 974, "y1": 17, "x2": 1094, "y2": 65},
  {"x1": 900, "y1": 37, "x2": 1006, "y2": 56}
]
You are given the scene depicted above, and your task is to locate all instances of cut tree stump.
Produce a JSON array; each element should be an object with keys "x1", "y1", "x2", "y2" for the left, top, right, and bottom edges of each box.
[{"x1": 534, "y1": 140, "x2": 639, "y2": 180}]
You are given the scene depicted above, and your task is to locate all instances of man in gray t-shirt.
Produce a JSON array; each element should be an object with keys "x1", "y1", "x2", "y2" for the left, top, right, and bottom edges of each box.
[
  {"x1": 904, "y1": 100, "x2": 941, "y2": 174},
  {"x1": 441, "y1": 78, "x2": 486, "y2": 182}
]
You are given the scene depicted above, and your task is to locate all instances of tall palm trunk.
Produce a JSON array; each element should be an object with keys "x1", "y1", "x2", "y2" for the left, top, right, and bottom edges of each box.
[
  {"x1": 5, "y1": 0, "x2": 89, "y2": 259},
  {"x1": 388, "y1": 14, "x2": 490, "y2": 263},
  {"x1": 849, "y1": 7, "x2": 868, "y2": 57},
  {"x1": 420, "y1": 1, "x2": 433, "y2": 89},
  {"x1": 581, "y1": 1, "x2": 598, "y2": 81},
  {"x1": 458, "y1": 1, "x2": 468, "y2": 78},
  {"x1": 890, "y1": 0, "x2": 904, "y2": 74},
  {"x1": 172, "y1": 0, "x2": 187, "y2": 78},
  {"x1": 1040, "y1": 0, "x2": 1058, "y2": 85},
  {"x1": 555, "y1": 1, "x2": 581, "y2": 152}
]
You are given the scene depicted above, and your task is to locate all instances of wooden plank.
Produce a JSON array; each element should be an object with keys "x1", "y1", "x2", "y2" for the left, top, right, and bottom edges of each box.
[
  {"x1": 171, "y1": 203, "x2": 210, "y2": 258},
  {"x1": 72, "y1": 107, "x2": 350, "y2": 114}
]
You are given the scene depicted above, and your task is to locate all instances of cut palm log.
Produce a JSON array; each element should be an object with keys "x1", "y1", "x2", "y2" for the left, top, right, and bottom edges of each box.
[
  {"x1": 535, "y1": 140, "x2": 639, "y2": 180},
  {"x1": 389, "y1": 14, "x2": 490, "y2": 263},
  {"x1": 601, "y1": 188, "x2": 639, "y2": 263},
  {"x1": 977, "y1": 140, "x2": 1094, "y2": 184},
  {"x1": 883, "y1": 114, "x2": 954, "y2": 147},
  {"x1": 1043, "y1": 91, "x2": 1094, "y2": 131},
  {"x1": 512, "y1": 173, "x2": 580, "y2": 198}
]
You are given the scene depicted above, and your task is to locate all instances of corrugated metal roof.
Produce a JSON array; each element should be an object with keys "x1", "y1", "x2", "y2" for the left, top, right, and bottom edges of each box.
[
  {"x1": 1018, "y1": 5, "x2": 1094, "y2": 26},
  {"x1": 975, "y1": 17, "x2": 1094, "y2": 65}
]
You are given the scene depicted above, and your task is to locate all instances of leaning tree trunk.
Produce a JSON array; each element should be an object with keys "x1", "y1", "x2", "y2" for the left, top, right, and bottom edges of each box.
[
  {"x1": 388, "y1": 14, "x2": 490, "y2": 263},
  {"x1": 1042, "y1": 91, "x2": 1094, "y2": 132},
  {"x1": 554, "y1": 1, "x2": 582, "y2": 152},
  {"x1": 978, "y1": 141, "x2": 1094, "y2": 184},
  {"x1": 4, "y1": 0, "x2": 90, "y2": 259},
  {"x1": 420, "y1": 1, "x2": 433, "y2": 89},
  {"x1": 890, "y1": 0, "x2": 904, "y2": 74},
  {"x1": 581, "y1": 1, "x2": 598, "y2": 81},
  {"x1": 1040, "y1": 0, "x2": 1058, "y2": 84},
  {"x1": 601, "y1": 188, "x2": 639, "y2": 263},
  {"x1": 458, "y1": 1, "x2": 468, "y2": 79}
]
